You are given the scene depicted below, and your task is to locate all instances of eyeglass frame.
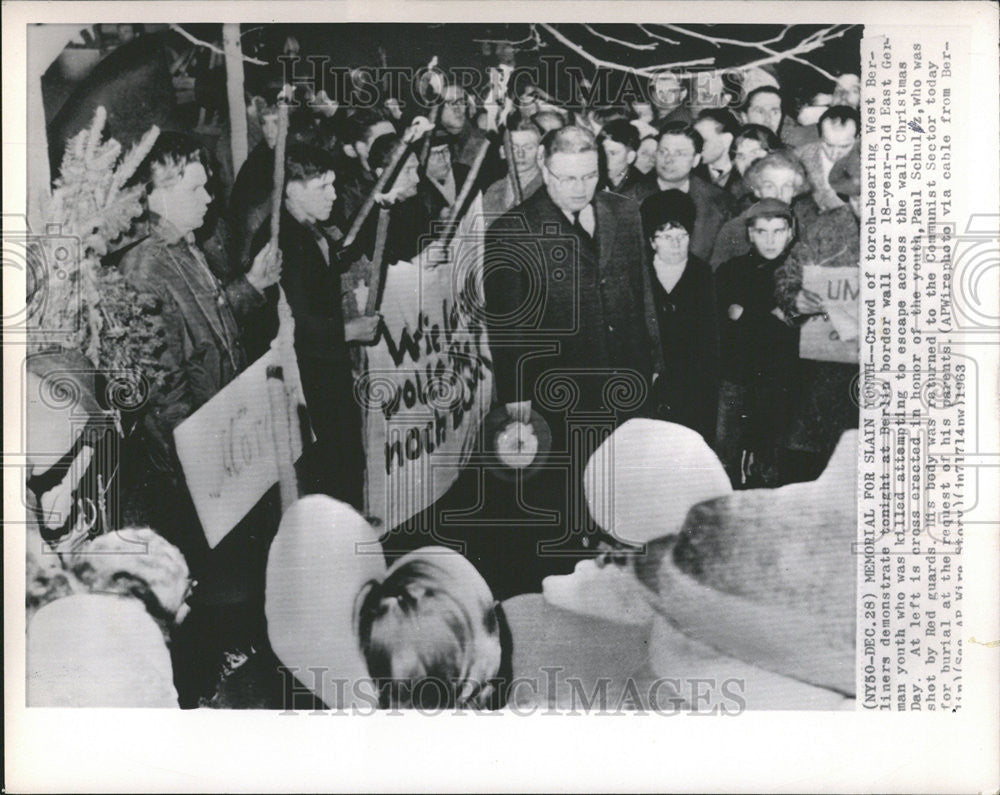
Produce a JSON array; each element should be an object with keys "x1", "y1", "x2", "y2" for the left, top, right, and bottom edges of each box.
[
  {"x1": 544, "y1": 164, "x2": 600, "y2": 190},
  {"x1": 652, "y1": 227, "x2": 690, "y2": 243}
]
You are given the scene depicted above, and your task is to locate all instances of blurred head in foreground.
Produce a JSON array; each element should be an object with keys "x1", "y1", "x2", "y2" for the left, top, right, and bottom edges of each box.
[
  {"x1": 70, "y1": 526, "x2": 192, "y2": 632},
  {"x1": 355, "y1": 547, "x2": 501, "y2": 710}
]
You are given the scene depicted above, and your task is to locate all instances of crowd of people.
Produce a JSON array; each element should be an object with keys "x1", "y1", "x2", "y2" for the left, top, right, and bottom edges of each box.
[{"x1": 27, "y1": 51, "x2": 862, "y2": 708}]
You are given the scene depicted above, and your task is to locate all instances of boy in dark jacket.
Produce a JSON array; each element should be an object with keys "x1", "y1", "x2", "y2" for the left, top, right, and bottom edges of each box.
[
  {"x1": 250, "y1": 144, "x2": 380, "y2": 508},
  {"x1": 714, "y1": 198, "x2": 800, "y2": 487}
]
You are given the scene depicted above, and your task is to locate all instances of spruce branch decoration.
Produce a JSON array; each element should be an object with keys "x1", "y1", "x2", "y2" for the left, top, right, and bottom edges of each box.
[{"x1": 30, "y1": 108, "x2": 164, "y2": 398}]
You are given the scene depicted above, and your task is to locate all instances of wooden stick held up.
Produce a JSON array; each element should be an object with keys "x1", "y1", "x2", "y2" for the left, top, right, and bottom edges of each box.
[
  {"x1": 266, "y1": 365, "x2": 299, "y2": 511},
  {"x1": 502, "y1": 128, "x2": 523, "y2": 206},
  {"x1": 265, "y1": 84, "x2": 300, "y2": 511},
  {"x1": 341, "y1": 116, "x2": 434, "y2": 250},
  {"x1": 420, "y1": 103, "x2": 442, "y2": 169},
  {"x1": 269, "y1": 87, "x2": 292, "y2": 244},
  {"x1": 364, "y1": 207, "x2": 392, "y2": 317},
  {"x1": 441, "y1": 137, "x2": 491, "y2": 247}
]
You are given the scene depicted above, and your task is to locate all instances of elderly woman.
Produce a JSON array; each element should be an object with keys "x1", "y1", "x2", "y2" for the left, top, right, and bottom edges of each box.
[
  {"x1": 640, "y1": 190, "x2": 719, "y2": 444},
  {"x1": 708, "y1": 149, "x2": 820, "y2": 270},
  {"x1": 727, "y1": 123, "x2": 782, "y2": 209},
  {"x1": 27, "y1": 527, "x2": 193, "y2": 707}
]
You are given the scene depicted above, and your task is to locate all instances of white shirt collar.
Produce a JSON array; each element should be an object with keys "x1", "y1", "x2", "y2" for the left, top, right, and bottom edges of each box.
[
  {"x1": 561, "y1": 204, "x2": 595, "y2": 235},
  {"x1": 657, "y1": 176, "x2": 690, "y2": 193}
]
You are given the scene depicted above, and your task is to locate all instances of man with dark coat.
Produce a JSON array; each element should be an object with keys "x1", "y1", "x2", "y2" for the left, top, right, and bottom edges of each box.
[
  {"x1": 794, "y1": 105, "x2": 860, "y2": 213},
  {"x1": 335, "y1": 109, "x2": 397, "y2": 224},
  {"x1": 621, "y1": 123, "x2": 735, "y2": 262},
  {"x1": 418, "y1": 131, "x2": 471, "y2": 224},
  {"x1": 121, "y1": 133, "x2": 282, "y2": 578},
  {"x1": 439, "y1": 82, "x2": 503, "y2": 185},
  {"x1": 482, "y1": 125, "x2": 664, "y2": 590},
  {"x1": 692, "y1": 108, "x2": 741, "y2": 192},
  {"x1": 338, "y1": 133, "x2": 435, "y2": 326},
  {"x1": 482, "y1": 113, "x2": 546, "y2": 217},
  {"x1": 598, "y1": 119, "x2": 644, "y2": 196},
  {"x1": 228, "y1": 101, "x2": 278, "y2": 272}
]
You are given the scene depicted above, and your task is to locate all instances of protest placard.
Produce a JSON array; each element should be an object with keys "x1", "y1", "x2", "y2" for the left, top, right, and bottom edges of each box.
[
  {"x1": 800, "y1": 264, "x2": 860, "y2": 363},
  {"x1": 174, "y1": 352, "x2": 304, "y2": 548},
  {"x1": 362, "y1": 195, "x2": 493, "y2": 529}
]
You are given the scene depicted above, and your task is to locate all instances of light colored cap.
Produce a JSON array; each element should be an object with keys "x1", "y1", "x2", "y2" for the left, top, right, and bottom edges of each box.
[
  {"x1": 265, "y1": 495, "x2": 386, "y2": 709},
  {"x1": 28, "y1": 594, "x2": 178, "y2": 707},
  {"x1": 584, "y1": 418, "x2": 731, "y2": 545}
]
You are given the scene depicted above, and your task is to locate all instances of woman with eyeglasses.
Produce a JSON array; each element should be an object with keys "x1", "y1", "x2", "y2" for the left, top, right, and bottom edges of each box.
[{"x1": 640, "y1": 190, "x2": 720, "y2": 446}]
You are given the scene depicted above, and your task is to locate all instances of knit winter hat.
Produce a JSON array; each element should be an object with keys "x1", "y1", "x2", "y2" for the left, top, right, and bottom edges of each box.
[{"x1": 70, "y1": 527, "x2": 190, "y2": 618}]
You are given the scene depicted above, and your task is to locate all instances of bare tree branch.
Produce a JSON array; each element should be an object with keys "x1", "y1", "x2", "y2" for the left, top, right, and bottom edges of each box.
[
  {"x1": 657, "y1": 23, "x2": 848, "y2": 83},
  {"x1": 758, "y1": 25, "x2": 794, "y2": 47},
  {"x1": 582, "y1": 24, "x2": 658, "y2": 51},
  {"x1": 170, "y1": 24, "x2": 269, "y2": 66},
  {"x1": 637, "y1": 25, "x2": 680, "y2": 46},
  {"x1": 472, "y1": 32, "x2": 539, "y2": 47},
  {"x1": 535, "y1": 23, "x2": 716, "y2": 77}
]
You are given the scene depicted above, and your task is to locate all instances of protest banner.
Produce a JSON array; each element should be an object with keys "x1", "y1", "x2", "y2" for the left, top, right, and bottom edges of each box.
[
  {"x1": 174, "y1": 351, "x2": 305, "y2": 548},
  {"x1": 800, "y1": 264, "x2": 860, "y2": 364},
  {"x1": 362, "y1": 195, "x2": 493, "y2": 529}
]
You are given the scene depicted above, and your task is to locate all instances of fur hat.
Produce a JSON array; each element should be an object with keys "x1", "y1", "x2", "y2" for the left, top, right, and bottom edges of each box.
[
  {"x1": 642, "y1": 430, "x2": 859, "y2": 697},
  {"x1": 641, "y1": 189, "x2": 696, "y2": 240},
  {"x1": 70, "y1": 527, "x2": 190, "y2": 618}
]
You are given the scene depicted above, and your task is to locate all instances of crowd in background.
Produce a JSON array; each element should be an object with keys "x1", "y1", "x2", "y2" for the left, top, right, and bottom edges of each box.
[
  {"x1": 27, "y1": 43, "x2": 863, "y2": 708},
  {"x1": 216, "y1": 63, "x2": 862, "y2": 489}
]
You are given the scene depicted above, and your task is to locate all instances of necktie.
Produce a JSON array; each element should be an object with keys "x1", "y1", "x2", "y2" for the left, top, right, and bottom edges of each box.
[{"x1": 572, "y1": 210, "x2": 593, "y2": 242}]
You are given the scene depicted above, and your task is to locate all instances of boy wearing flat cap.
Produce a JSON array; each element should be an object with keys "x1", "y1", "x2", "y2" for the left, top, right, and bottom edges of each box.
[{"x1": 714, "y1": 198, "x2": 800, "y2": 487}]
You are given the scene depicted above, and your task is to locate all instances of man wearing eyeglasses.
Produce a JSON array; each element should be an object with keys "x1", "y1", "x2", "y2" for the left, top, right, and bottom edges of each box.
[
  {"x1": 439, "y1": 83, "x2": 485, "y2": 166},
  {"x1": 482, "y1": 125, "x2": 664, "y2": 591},
  {"x1": 419, "y1": 129, "x2": 472, "y2": 222},
  {"x1": 482, "y1": 112, "x2": 545, "y2": 216},
  {"x1": 622, "y1": 122, "x2": 736, "y2": 262}
]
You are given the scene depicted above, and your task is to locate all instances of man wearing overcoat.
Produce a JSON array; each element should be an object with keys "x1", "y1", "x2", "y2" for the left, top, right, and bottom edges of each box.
[{"x1": 482, "y1": 125, "x2": 663, "y2": 589}]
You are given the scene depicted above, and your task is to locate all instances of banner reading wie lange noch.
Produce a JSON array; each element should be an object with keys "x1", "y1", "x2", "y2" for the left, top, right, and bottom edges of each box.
[{"x1": 361, "y1": 195, "x2": 493, "y2": 529}]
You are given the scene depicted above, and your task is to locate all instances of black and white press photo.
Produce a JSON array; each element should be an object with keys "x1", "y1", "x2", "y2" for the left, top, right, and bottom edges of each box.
[
  {"x1": 6, "y1": 4, "x2": 999, "y2": 792},
  {"x1": 18, "y1": 19, "x2": 867, "y2": 713}
]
